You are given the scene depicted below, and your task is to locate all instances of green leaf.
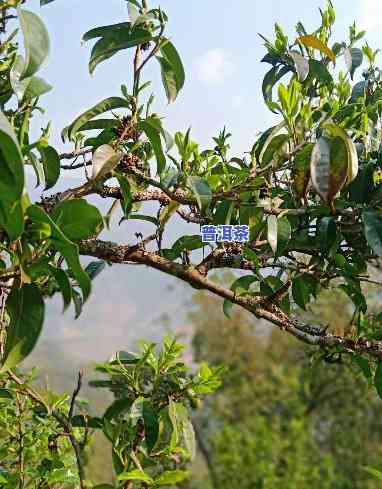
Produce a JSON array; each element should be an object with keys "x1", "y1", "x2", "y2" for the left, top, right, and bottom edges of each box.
[
  {"x1": 363, "y1": 466, "x2": 382, "y2": 481},
  {"x1": 139, "y1": 117, "x2": 166, "y2": 175},
  {"x1": 63, "y1": 97, "x2": 130, "y2": 141},
  {"x1": 231, "y1": 275, "x2": 258, "y2": 295},
  {"x1": 79, "y1": 119, "x2": 119, "y2": 131},
  {"x1": 374, "y1": 362, "x2": 382, "y2": 399},
  {"x1": 88, "y1": 26, "x2": 152, "y2": 74},
  {"x1": 85, "y1": 261, "x2": 106, "y2": 280},
  {"x1": 72, "y1": 288, "x2": 83, "y2": 319},
  {"x1": 222, "y1": 299, "x2": 234, "y2": 318},
  {"x1": 187, "y1": 176, "x2": 212, "y2": 213},
  {"x1": 24, "y1": 76, "x2": 52, "y2": 99},
  {"x1": 0, "y1": 388, "x2": 13, "y2": 399},
  {"x1": 363, "y1": 210, "x2": 382, "y2": 257},
  {"x1": 308, "y1": 59, "x2": 333, "y2": 86},
  {"x1": 172, "y1": 235, "x2": 203, "y2": 256},
  {"x1": 261, "y1": 133, "x2": 289, "y2": 167},
  {"x1": 27, "y1": 205, "x2": 91, "y2": 301},
  {"x1": 118, "y1": 469, "x2": 154, "y2": 484},
  {"x1": 159, "y1": 200, "x2": 180, "y2": 228},
  {"x1": 0, "y1": 111, "x2": 25, "y2": 240},
  {"x1": 157, "y1": 39, "x2": 185, "y2": 103},
  {"x1": 18, "y1": 8, "x2": 50, "y2": 79},
  {"x1": 351, "y1": 81, "x2": 366, "y2": 102},
  {"x1": 1, "y1": 284, "x2": 44, "y2": 372},
  {"x1": 214, "y1": 200, "x2": 235, "y2": 225},
  {"x1": 260, "y1": 276, "x2": 290, "y2": 313},
  {"x1": 103, "y1": 398, "x2": 133, "y2": 420},
  {"x1": 39, "y1": 145, "x2": 60, "y2": 190},
  {"x1": 91, "y1": 144, "x2": 123, "y2": 181},
  {"x1": 292, "y1": 274, "x2": 319, "y2": 310},
  {"x1": 262, "y1": 66, "x2": 291, "y2": 112},
  {"x1": 353, "y1": 355, "x2": 372, "y2": 381},
  {"x1": 310, "y1": 136, "x2": 348, "y2": 205},
  {"x1": 10, "y1": 55, "x2": 52, "y2": 101},
  {"x1": 82, "y1": 22, "x2": 131, "y2": 42},
  {"x1": 50, "y1": 267, "x2": 72, "y2": 311},
  {"x1": 293, "y1": 144, "x2": 313, "y2": 199},
  {"x1": 344, "y1": 47, "x2": 363, "y2": 80},
  {"x1": 323, "y1": 123, "x2": 359, "y2": 184},
  {"x1": 277, "y1": 216, "x2": 291, "y2": 254},
  {"x1": 52, "y1": 199, "x2": 103, "y2": 241},
  {"x1": 267, "y1": 215, "x2": 278, "y2": 254},
  {"x1": 298, "y1": 35, "x2": 336, "y2": 62},
  {"x1": 318, "y1": 217, "x2": 337, "y2": 252},
  {"x1": 292, "y1": 276, "x2": 311, "y2": 310},
  {"x1": 258, "y1": 122, "x2": 286, "y2": 166},
  {"x1": 155, "y1": 470, "x2": 188, "y2": 486},
  {"x1": 128, "y1": 214, "x2": 159, "y2": 226}
]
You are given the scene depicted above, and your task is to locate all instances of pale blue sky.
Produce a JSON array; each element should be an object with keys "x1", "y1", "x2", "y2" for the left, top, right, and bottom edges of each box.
[{"x1": 25, "y1": 0, "x2": 382, "y2": 156}]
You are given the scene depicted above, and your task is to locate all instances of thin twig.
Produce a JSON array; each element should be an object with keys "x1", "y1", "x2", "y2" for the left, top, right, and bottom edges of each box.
[{"x1": 69, "y1": 370, "x2": 83, "y2": 420}]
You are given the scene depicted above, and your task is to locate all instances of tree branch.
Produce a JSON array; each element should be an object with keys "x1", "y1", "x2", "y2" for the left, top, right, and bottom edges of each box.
[{"x1": 78, "y1": 238, "x2": 382, "y2": 360}]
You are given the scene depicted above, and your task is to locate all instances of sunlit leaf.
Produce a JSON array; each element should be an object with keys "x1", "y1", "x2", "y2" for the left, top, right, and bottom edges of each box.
[
  {"x1": 18, "y1": 8, "x2": 50, "y2": 79},
  {"x1": 298, "y1": 35, "x2": 336, "y2": 63}
]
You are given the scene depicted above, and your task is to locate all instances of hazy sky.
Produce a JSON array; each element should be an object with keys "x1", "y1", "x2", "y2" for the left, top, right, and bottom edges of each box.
[
  {"x1": 24, "y1": 0, "x2": 382, "y2": 381},
  {"x1": 26, "y1": 0, "x2": 382, "y2": 154}
]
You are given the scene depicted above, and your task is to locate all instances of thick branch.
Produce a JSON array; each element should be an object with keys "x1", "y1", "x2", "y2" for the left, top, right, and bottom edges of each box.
[{"x1": 78, "y1": 238, "x2": 382, "y2": 360}]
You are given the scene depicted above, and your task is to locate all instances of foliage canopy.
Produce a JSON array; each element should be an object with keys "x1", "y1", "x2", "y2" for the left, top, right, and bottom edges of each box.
[{"x1": 0, "y1": 0, "x2": 382, "y2": 486}]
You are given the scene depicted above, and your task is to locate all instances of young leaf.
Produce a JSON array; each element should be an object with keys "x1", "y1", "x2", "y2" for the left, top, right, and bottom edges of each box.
[
  {"x1": 155, "y1": 470, "x2": 188, "y2": 486},
  {"x1": 1, "y1": 284, "x2": 44, "y2": 372},
  {"x1": 18, "y1": 8, "x2": 50, "y2": 79},
  {"x1": 118, "y1": 469, "x2": 154, "y2": 484}
]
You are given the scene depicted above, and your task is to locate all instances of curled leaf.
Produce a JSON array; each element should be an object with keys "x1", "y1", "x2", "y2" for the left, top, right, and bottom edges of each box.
[
  {"x1": 91, "y1": 144, "x2": 123, "y2": 181},
  {"x1": 310, "y1": 136, "x2": 348, "y2": 205}
]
